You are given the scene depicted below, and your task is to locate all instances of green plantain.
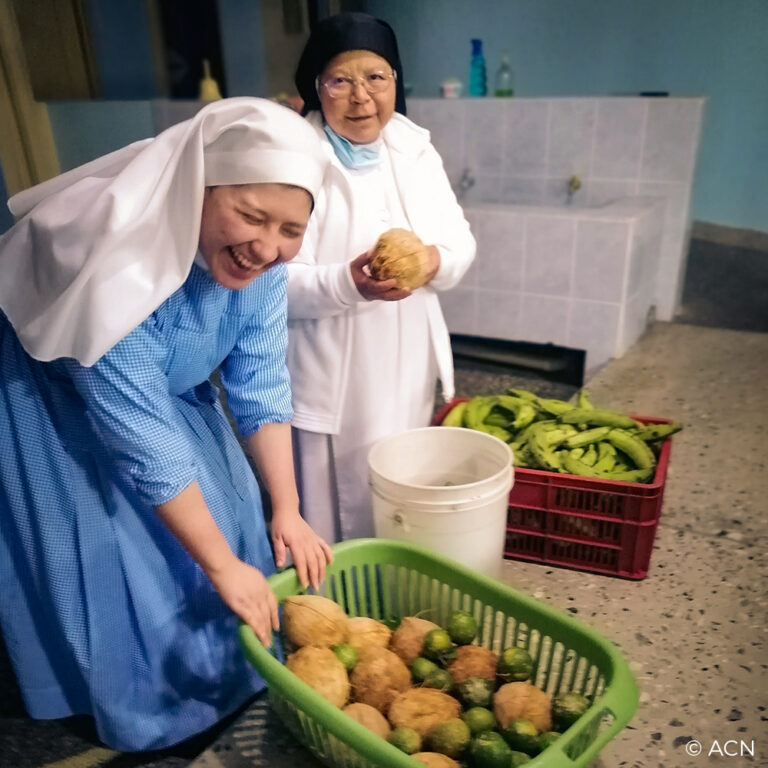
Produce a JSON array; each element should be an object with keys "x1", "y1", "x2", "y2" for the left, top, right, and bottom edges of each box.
[
  {"x1": 441, "y1": 400, "x2": 468, "y2": 427},
  {"x1": 560, "y1": 408, "x2": 641, "y2": 430}
]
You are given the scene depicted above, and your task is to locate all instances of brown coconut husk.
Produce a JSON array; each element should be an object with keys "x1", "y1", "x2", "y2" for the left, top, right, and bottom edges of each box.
[
  {"x1": 349, "y1": 647, "x2": 411, "y2": 714},
  {"x1": 369, "y1": 228, "x2": 431, "y2": 290},
  {"x1": 447, "y1": 644, "x2": 498, "y2": 686},
  {"x1": 411, "y1": 753, "x2": 460, "y2": 768},
  {"x1": 387, "y1": 688, "x2": 461, "y2": 737},
  {"x1": 342, "y1": 702, "x2": 392, "y2": 739},
  {"x1": 285, "y1": 646, "x2": 350, "y2": 708},
  {"x1": 389, "y1": 616, "x2": 441, "y2": 666},
  {"x1": 346, "y1": 617, "x2": 392, "y2": 656},
  {"x1": 282, "y1": 594, "x2": 349, "y2": 648},
  {"x1": 493, "y1": 681, "x2": 552, "y2": 732}
]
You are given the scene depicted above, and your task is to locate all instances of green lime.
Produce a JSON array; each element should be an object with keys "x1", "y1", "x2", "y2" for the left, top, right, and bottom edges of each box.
[
  {"x1": 497, "y1": 646, "x2": 534, "y2": 683},
  {"x1": 509, "y1": 750, "x2": 532, "y2": 766},
  {"x1": 422, "y1": 628, "x2": 455, "y2": 663},
  {"x1": 538, "y1": 731, "x2": 562, "y2": 751},
  {"x1": 388, "y1": 726, "x2": 421, "y2": 755},
  {"x1": 551, "y1": 691, "x2": 590, "y2": 731},
  {"x1": 331, "y1": 643, "x2": 357, "y2": 671},
  {"x1": 502, "y1": 719, "x2": 540, "y2": 755},
  {"x1": 461, "y1": 706, "x2": 497, "y2": 735},
  {"x1": 468, "y1": 731, "x2": 513, "y2": 768},
  {"x1": 423, "y1": 668, "x2": 453, "y2": 692},
  {"x1": 426, "y1": 718, "x2": 471, "y2": 759},
  {"x1": 411, "y1": 656, "x2": 439, "y2": 682},
  {"x1": 446, "y1": 609, "x2": 478, "y2": 645},
  {"x1": 457, "y1": 676, "x2": 495, "y2": 708}
]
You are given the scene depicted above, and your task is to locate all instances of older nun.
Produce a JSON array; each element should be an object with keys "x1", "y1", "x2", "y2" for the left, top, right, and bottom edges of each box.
[
  {"x1": 0, "y1": 97, "x2": 332, "y2": 751},
  {"x1": 287, "y1": 13, "x2": 476, "y2": 543}
]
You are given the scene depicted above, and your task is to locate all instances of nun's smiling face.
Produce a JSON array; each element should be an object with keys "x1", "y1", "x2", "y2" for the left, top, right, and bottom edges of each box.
[
  {"x1": 198, "y1": 183, "x2": 312, "y2": 290},
  {"x1": 318, "y1": 50, "x2": 396, "y2": 144}
]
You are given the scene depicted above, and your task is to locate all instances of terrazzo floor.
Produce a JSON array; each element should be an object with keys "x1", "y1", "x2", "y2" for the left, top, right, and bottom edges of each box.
[
  {"x1": 2, "y1": 245, "x2": 767, "y2": 768},
  {"x1": 497, "y1": 323, "x2": 768, "y2": 768},
  {"x1": 183, "y1": 323, "x2": 768, "y2": 768}
]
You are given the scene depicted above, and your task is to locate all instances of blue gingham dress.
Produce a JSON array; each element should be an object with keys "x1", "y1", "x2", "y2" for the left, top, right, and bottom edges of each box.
[{"x1": 0, "y1": 263, "x2": 291, "y2": 751}]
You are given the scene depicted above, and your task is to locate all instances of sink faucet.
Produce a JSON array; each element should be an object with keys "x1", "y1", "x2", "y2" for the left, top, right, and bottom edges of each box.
[
  {"x1": 457, "y1": 168, "x2": 475, "y2": 200},
  {"x1": 566, "y1": 174, "x2": 582, "y2": 204}
]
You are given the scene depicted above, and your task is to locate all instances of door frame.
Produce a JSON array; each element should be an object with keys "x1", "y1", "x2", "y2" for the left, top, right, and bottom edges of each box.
[{"x1": 0, "y1": 0, "x2": 60, "y2": 199}]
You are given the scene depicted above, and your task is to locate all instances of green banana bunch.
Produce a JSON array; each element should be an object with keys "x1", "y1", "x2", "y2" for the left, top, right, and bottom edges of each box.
[
  {"x1": 439, "y1": 388, "x2": 682, "y2": 483},
  {"x1": 441, "y1": 400, "x2": 468, "y2": 427}
]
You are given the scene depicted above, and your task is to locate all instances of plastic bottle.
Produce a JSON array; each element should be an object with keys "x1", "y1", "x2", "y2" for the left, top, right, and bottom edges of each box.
[
  {"x1": 199, "y1": 59, "x2": 222, "y2": 101},
  {"x1": 468, "y1": 39, "x2": 487, "y2": 97},
  {"x1": 494, "y1": 55, "x2": 514, "y2": 98}
]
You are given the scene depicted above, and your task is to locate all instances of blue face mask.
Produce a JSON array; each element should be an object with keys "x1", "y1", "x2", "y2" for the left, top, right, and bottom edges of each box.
[{"x1": 323, "y1": 123, "x2": 382, "y2": 169}]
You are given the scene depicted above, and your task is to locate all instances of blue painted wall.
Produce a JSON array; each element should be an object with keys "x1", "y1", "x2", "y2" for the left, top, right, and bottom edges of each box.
[
  {"x1": 36, "y1": 0, "x2": 767, "y2": 232},
  {"x1": 361, "y1": 0, "x2": 768, "y2": 232},
  {"x1": 46, "y1": 101, "x2": 154, "y2": 172},
  {"x1": 218, "y1": 0, "x2": 267, "y2": 96},
  {"x1": 82, "y1": 0, "x2": 268, "y2": 99},
  {"x1": 84, "y1": 0, "x2": 159, "y2": 99}
]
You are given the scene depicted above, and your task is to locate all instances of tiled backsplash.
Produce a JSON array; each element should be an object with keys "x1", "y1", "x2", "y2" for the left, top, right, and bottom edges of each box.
[
  {"x1": 407, "y1": 96, "x2": 705, "y2": 323},
  {"x1": 442, "y1": 198, "x2": 664, "y2": 373}
]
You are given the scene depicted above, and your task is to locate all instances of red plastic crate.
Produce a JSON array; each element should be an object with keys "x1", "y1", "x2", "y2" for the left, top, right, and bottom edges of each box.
[{"x1": 432, "y1": 398, "x2": 674, "y2": 579}]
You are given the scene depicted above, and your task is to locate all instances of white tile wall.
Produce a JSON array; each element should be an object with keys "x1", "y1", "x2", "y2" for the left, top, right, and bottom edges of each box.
[
  {"x1": 503, "y1": 100, "x2": 549, "y2": 176},
  {"x1": 637, "y1": 181, "x2": 691, "y2": 319},
  {"x1": 523, "y1": 216, "x2": 575, "y2": 296},
  {"x1": 547, "y1": 99, "x2": 597, "y2": 177},
  {"x1": 500, "y1": 176, "x2": 547, "y2": 205},
  {"x1": 587, "y1": 179, "x2": 638, "y2": 206},
  {"x1": 641, "y1": 99, "x2": 705, "y2": 183},
  {"x1": 465, "y1": 174, "x2": 503, "y2": 204},
  {"x1": 439, "y1": 287, "x2": 476, "y2": 335},
  {"x1": 473, "y1": 211, "x2": 525, "y2": 292},
  {"x1": 407, "y1": 99, "x2": 465, "y2": 183},
  {"x1": 592, "y1": 99, "x2": 646, "y2": 179},
  {"x1": 475, "y1": 289, "x2": 522, "y2": 340},
  {"x1": 621, "y1": 291, "x2": 654, "y2": 355},
  {"x1": 519, "y1": 294, "x2": 570, "y2": 345},
  {"x1": 572, "y1": 220, "x2": 631, "y2": 303},
  {"x1": 465, "y1": 101, "x2": 506, "y2": 174},
  {"x1": 628, "y1": 201, "x2": 664, "y2": 295},
  {"x1": 567, "y1": 300, "x2": 622, "y2": 370},
  {"x1": 412, "y1": 96, "x2": 704, "y2": 370},
  {"x1": 457, "y1": 200, "x2": 661, "y2": 373}
]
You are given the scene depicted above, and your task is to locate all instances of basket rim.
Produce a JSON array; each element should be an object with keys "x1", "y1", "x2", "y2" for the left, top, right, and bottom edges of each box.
[{"x1": 239, "y1": 538, "x2": 639, "y2": 768}]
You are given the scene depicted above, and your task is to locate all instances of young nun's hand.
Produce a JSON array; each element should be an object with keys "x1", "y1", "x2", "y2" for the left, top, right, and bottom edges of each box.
[
  {"x1": 271, "y1": 510, "x2": 334, "y2": 591},
  {"x1": 208, "y1": 558, "x2": 280, "y2": 647}
]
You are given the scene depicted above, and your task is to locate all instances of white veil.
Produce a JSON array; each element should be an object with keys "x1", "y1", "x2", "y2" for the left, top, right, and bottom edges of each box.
[{"x1": 0, "y1": 97, "x2": 327, "y2": 365}]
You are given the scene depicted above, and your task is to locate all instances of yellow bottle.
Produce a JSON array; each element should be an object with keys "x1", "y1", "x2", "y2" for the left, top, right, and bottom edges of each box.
[{"x1": 199, "y1": 59, "x2": 222, "y2": 101}]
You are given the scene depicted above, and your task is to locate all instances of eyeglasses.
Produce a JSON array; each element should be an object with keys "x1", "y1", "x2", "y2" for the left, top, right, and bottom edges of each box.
[{"x1": 317, "y1": 70, "x2": 397, "y2": 99}]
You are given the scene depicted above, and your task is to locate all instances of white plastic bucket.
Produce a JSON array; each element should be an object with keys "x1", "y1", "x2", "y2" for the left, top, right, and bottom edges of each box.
[{"x1": 368, "y1": 427, "x2": 514, "y2": 579}]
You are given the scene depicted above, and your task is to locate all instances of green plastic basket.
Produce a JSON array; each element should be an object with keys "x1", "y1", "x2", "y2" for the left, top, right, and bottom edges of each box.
[{"x1": 239, "y1": 538, "x2": 637, "y2": 768}]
